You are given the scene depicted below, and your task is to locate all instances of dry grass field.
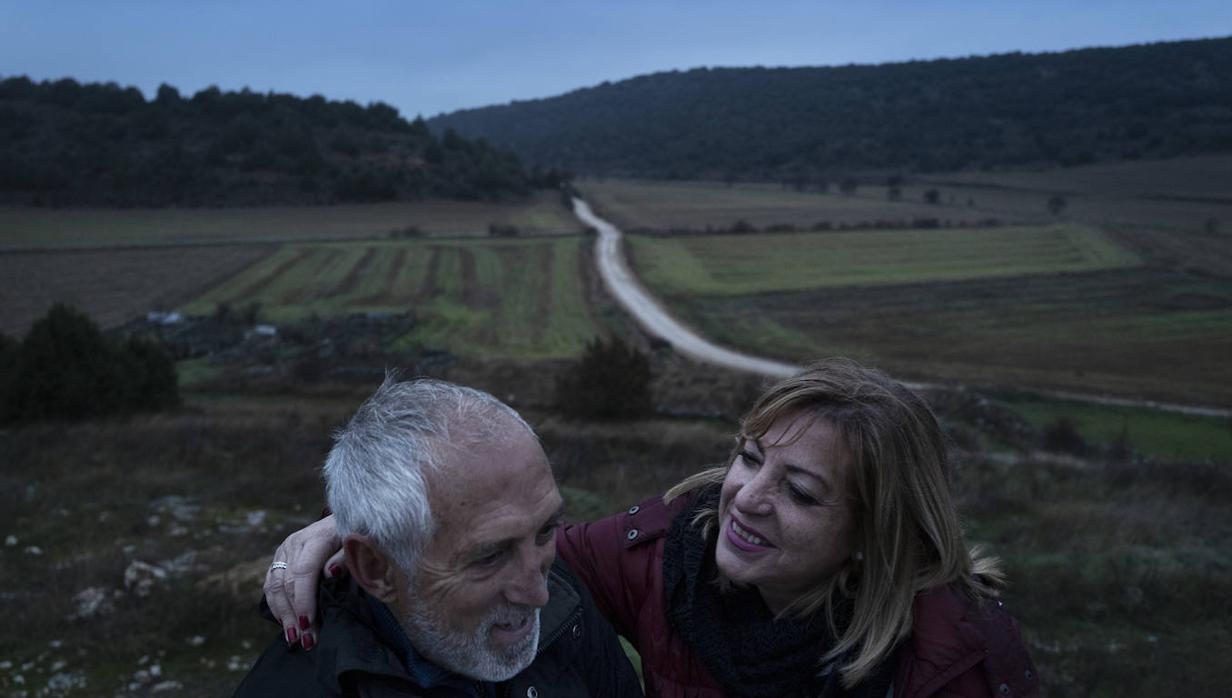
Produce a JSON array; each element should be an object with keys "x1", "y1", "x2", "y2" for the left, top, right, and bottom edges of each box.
[
  {"x1": 0, "y1": 245, "x2": 275, "y2": 336},
  {"x1": 580, "y1": 154, "x2": 1232, "y2": 234},
  {"x1": 577, "y1": 178, "x2": 1006, "y2": 231},
  {"x1": 0, "y1": 192, "x2": 581, "y2": 250}
]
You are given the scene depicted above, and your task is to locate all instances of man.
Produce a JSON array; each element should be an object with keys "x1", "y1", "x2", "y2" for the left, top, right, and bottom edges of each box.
[{"x1": 236, "y1": 377, "x2": 642, "y2": 697}]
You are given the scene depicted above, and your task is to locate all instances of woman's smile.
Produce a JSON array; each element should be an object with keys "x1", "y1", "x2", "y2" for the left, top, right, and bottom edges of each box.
[{"x1": 726, "y1": 515, "x2": 775, "y2": 551}]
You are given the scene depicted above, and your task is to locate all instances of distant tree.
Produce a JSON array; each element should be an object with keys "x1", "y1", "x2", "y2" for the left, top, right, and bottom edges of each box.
[
  {"x1": 838, "y1": 177, "x2": 858, "y2": 195},
  {"x1": 887, "y1": 186, "x2": 902, "y2": 201},
  {"x1": 554, "y1": 336, "x2": 652, "y2": 419},
  {"x1": 1204, "y1": 217, "x2": 1219, "y2": 234},
  {"x1": 154, "y1": 83, "x2": 182, "y2": 106},
  {"x1": 924, "y1": 188, "x2": 941, "y2": 205},
  {"x1": 1047, "y1": 195, "x2": 1068, "y2": 216}
]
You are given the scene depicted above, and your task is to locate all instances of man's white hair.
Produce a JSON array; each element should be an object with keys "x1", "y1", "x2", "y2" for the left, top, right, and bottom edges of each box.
[{"x1": 323, "y1": 374, "x2": 534, "y2": 574}]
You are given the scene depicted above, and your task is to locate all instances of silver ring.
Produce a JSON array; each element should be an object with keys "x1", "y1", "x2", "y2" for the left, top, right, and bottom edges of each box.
[{"x1": 270, "y1": 561, "x2": 289, "y2": 571}]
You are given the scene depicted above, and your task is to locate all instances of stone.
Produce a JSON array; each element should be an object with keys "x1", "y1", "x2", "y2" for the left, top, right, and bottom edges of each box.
[
  {"x1": 124, "y1": 560, "x2": 169, "y2": 597},
  {"x1": 70, "y1": 587, "x2": 115, "y2": 620}
]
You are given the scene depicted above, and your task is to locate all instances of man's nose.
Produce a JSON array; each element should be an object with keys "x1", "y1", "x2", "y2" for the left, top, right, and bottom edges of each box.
[{"x1": 504, "y1": 545, "x2": 552, "y2": 608}]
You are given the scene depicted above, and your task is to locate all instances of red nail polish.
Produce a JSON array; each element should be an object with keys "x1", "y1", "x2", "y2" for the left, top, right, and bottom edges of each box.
[
  {"x1": 302, "y1": 633, "x2": 315, "y2": 651},
  {"x1": 285, "y1": 627, "x2": 298, "y2": 644},
  {"x1": 299, "y1": 615, "x2": 310, "y2": 631},
  {"x1": 328, "y1": 564, "x2": 342, "y2": 578}
]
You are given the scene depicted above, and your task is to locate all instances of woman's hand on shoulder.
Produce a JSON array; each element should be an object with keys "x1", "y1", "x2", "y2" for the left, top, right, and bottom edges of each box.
[{"x1": 263, "y1": 514, "x2": 345, "y2": 651}]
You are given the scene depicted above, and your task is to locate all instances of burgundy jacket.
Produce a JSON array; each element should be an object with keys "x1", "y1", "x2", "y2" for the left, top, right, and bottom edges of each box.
[{"x1": 558, "y1": 492, "x2": 1038, "y2": 698}]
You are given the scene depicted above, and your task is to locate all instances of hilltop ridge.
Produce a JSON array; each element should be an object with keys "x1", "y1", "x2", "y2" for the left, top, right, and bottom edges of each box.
[{"x1": 430, "y1": 36, "x2": 1232, "y2": 179}]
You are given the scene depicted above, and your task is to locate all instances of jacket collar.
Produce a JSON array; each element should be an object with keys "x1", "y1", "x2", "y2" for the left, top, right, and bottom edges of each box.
[{"x1": 315, "y1": 561, "x2": 582, "y2": 692}]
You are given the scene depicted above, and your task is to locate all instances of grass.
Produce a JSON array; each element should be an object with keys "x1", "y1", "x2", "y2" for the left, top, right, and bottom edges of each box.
[
  {"x1": 993, "y1": 394, "x2": 1232, "y2": 463},
  {"x1": 626, "y1": 224, "x2": 1139, "y2": 295},
  {"x1": 657, "y1": 266, "x2": 1232, "y2": 406},
  {"x1": 956, "y1": 455, "x2": 1232, "y2": 697},
  {"x1": 0, "y1": 192, "x2": 581, "y2": 250},
  {"x1": 181, "y1": 237, "x2": 605, "y2": 359},
  {"x1": 2, "y1": 356, "x2": 1228, "y2": 697}
]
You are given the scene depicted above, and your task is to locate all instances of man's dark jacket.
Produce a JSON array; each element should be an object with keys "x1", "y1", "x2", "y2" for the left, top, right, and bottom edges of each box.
[{"x1": 234, "y1": 559, "x2": 643, "y2": 697}]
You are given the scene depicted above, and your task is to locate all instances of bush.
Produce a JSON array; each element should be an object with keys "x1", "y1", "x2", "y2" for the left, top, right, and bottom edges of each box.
[
  {"x1": 1042, "y1": 416, "x2": 1088, "y2": 455},
  {"x1": 555, "y1": 336, "x2": 652, "y2": 419},
  {"x1": 0, "y1": 304, "x2": 179, "y2": 423}
]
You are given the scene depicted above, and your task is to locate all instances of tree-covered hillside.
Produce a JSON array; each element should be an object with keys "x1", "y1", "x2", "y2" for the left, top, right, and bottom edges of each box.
[
  {"x1": 0, "y1": 77, "x2": 562, "y2": 207},
  {"x1": 431, "y1": 37, "x2": 1232, "y2": 179}
]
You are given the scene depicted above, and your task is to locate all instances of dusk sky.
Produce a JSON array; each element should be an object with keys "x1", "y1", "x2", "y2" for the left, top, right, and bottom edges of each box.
[{"x1": 3, "y1": 1, "x2": 1229, "y2": 119}]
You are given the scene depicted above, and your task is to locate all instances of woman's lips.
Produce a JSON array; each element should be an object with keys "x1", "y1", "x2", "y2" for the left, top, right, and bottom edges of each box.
[{"x1": 726, "y1": 515, "x2": 775, "y2": 552}]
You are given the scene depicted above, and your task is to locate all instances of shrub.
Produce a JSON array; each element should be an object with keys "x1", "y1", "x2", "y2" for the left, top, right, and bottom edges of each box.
[
  {"x1": 1042, "y1": 416, "x2": 1088, "y2": 455},
  {"x1": 0, "y1": 303, "x2": 179, "y2": 423},
  {"x1": 555, "y1": 336, "x2": 652, "y2": 419}
]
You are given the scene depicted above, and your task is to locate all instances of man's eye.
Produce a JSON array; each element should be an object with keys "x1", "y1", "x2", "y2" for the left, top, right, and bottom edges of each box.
[
  {"x1": 535, "y1": 523, "x2": 560, "y2": 545},
  {"x1": 473, "y1": 551, "x2": 504, "y2": 568}
]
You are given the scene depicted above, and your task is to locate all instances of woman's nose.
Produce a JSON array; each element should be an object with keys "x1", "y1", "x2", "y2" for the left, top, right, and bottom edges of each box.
[{"x1": 733, "y1": 471, "x2": 774, "y2": 515}]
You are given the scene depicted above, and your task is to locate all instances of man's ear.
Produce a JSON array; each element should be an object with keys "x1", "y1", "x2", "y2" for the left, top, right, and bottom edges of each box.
[{"x1": 344, "y1": 534, "x2": 399, "y2": 603}]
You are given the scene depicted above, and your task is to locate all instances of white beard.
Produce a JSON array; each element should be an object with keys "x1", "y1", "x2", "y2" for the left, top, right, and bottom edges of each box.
[{"x1": 399, "y1": 600, "x2": 541, "y2": 682}]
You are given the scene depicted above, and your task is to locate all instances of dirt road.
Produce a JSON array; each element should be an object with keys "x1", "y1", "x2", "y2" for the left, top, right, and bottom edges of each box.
[{"x1": 573, "y1": 197, "x2": 1231, "y2": 418}]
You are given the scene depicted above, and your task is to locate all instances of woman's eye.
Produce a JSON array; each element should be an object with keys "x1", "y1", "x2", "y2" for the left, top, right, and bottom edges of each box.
[
  {"x1": 788, "y1": 485, "x2": 819, "y2": 506},
  {"x1": 739, "y1": 451, "x2": 762, "y2": 467}
]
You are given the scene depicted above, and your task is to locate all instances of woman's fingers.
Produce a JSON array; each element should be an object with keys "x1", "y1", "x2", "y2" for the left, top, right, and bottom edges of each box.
[
  {"x1": 323, "y1": 548, "x2": 348, "y2": 580},
  {"x1": 263, "y1": 543, "x2": 301, "y2": 646},
  {"x1": 278, "y1": 515, "x2": 341, "y2": 650}
]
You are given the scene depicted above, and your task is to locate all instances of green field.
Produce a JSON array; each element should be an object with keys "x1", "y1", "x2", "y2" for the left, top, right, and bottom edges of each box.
[
  {"x1": 625, "y1": 225, "x2": 1232, "y2": 407},
  {"x1": 181, "y1": 237, "x2": 603, "y2": 359},
  {"x1": 627, "y1": 224, "x2": 1139, "y2": 295},
  {"x1": 993, "y1": 394, "x2": 1232, "y2": 462},
  {"x1": 0, "y1": 192, "x2": 580, "y2": 249}
]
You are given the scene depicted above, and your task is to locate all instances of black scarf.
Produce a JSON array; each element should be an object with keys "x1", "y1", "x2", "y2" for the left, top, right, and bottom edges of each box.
[{"x1": 661, "y1": 486, "x2": 895, "y2": 698}]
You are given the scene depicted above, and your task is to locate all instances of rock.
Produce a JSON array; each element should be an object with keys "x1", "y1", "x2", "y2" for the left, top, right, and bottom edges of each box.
[
  {"x1": 188, "y1": 635, "x2": 206, "y2": 647},
  {"x1": 152, "y1": 680, "x2": 184, "y2": 692},
  {"x1": 46, "y1": 672, "x2": 84, "y2": 691},
  {"x1": 245, "y1": 510, "x2": 267, "y2": 527},
  {"x1": 23, "y1": 545, "x2": 43, "y2": 556},
  {"x1": 150, "y1": 495, "x2": 201, "y2": 522},
  {"x1": 149, "y1": 663, "x2": 162, "y2": 677},
  {"x1": 124, "y1": 560, "x2": 168, "y2": 597},
  {"x1": 70, "y1": 587, "x2": 115, "y2": 619},
  {"x1": 4, "y1": 534, "x2": 16, "y2": 546}
]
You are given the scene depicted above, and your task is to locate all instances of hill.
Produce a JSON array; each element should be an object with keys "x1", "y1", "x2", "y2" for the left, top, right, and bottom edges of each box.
[
  {"x1": 431, "y1": 37, "x2": 1232, "y2": 179},
  {"x1": 0, "y1": 77, "x2": 566, "y2": 207}
]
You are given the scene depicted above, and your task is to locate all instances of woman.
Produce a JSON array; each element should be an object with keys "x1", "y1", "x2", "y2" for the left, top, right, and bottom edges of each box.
[{"x1": 266, "y1": 359, "x2": 1037, "y2": 697}]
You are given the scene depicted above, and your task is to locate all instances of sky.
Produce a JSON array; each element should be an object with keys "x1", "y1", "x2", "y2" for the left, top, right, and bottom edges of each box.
[{"x1": 2, "y1": 1, "x2": 1230, "y2": 119}]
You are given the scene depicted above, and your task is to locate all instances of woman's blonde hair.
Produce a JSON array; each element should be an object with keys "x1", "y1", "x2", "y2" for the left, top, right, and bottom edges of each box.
[{"x1": 666, "y1": 358, "x2": 1002, "y2": 688}]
